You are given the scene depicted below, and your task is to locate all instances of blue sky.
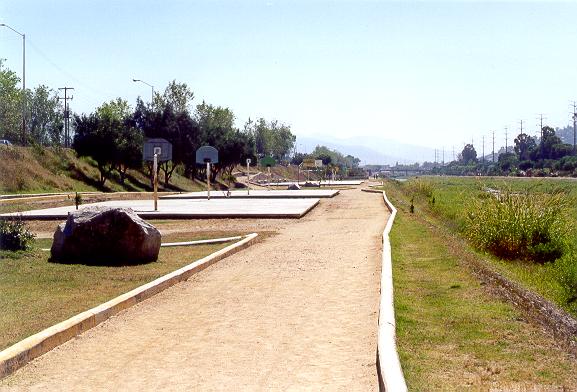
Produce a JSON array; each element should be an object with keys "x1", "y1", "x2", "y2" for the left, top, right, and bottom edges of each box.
[{"x1": 2, "y1": 1, "x2": 576, "y2": 153}]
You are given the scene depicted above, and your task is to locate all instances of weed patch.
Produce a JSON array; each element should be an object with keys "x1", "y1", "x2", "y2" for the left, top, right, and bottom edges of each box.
[{"x1": 464, "y1": 190, "x2": 571, "y2": 262}]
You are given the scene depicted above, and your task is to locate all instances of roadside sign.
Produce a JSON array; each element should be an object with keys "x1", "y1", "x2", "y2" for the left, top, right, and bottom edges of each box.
[
  {"x1": 314, "y1": 159, "x2": 323, "y2": 167},
  {"x1": 143, "y1": 138, "x2": 172, "y2": 162},
  {"x1": 196, "y1": 145, "x2": 219, "y2": 164},
  {"x1": 246, "y1": 158, "x2": 251, "y2": 165}
]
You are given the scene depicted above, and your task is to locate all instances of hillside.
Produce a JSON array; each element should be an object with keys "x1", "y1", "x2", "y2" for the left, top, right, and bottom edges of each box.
[{"x1": 0, "y1": 146, "x2": 200, "y2": 194}]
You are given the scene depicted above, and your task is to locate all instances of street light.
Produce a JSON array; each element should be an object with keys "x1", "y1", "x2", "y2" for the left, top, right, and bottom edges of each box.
[
  {"x1": 1, "y1": 23, "x2": 26, "y2": 144},
  {"x1": 132, "y1": 79, "x2": 154, "y2": 104}
]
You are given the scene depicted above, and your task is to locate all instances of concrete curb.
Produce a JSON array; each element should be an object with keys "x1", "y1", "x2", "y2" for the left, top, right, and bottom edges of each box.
[
  {"x1": 0, "y1": 233, "x2": 259, "y2": 379},
  {"x1": 377, "y1": 191, "x2": 407, "y2": 391}
]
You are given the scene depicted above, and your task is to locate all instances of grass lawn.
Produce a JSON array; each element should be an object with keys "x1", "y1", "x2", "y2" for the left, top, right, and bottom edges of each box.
[
  {"x1": 389, "y1": 200, "x2": 577, "y2": 390},
  {"x1": 0, "y1": 231, "x2": 244, "y2": 351}
]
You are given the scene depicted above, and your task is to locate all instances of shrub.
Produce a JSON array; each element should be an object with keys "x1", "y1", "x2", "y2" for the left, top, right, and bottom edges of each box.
[
  {"x1": 464, "y1": 190, "x2": 570, "y2": 262},
  {"x1": 552, "y1": 251, "x2": 577, "y2": 303},
  {"x1": 0, "y1": 218, "x2": 36, "y2": 251},
  {"x1": 406, "y1": 178, "x2": 434, "y2": 198}
]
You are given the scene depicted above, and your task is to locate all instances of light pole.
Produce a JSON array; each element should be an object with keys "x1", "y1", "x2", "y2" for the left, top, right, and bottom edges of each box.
[
  {"x1": 132, "y1": 79, "x2": 154, "y2": 104},
  {"x1": 1, "y1": 23, "x2": 26, "y2": 144}
]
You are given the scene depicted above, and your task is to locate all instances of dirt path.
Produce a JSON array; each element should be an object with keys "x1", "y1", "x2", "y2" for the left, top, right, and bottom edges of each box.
[{"x1": 1, "y1": 188, "x2": 387, "y2": 391}]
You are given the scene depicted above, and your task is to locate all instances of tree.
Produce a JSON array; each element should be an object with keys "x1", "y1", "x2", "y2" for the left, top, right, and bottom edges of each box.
[
  {"x1": 27, "y1": 85, "x2": 64, "y2": 146},
  {"x1": 514, "y1": 133, "x2": 536, "y2": 161},
  {"x1": 459, "y1": 144, "x2": 477, "y2": 165},
  {"x1": 154, "y1": 80, "x2": 194, "y2": 114},
  {"x1": 0, "y1": 60, "x2": 23, "y2": 143},
  {"x1": 245, "y1": 117, "x2": 295, "y2": 161},
  {"x1": 540, "y1": 126, "x2": 563, "y2": 160},
  {"x1": 73, "y1": 113, "x2": 117, "y2": 186},
  {"x1": 74, "y1": 99, "x2": 143, "y2": 187},
  {"x1": 498, "y1": 152, "x2": 518, "y2": 173}
]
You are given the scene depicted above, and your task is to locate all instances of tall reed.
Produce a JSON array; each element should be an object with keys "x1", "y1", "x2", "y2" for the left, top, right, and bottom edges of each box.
[{"x1": 464, "y1": 189, "x2": 571, "y2": 262}]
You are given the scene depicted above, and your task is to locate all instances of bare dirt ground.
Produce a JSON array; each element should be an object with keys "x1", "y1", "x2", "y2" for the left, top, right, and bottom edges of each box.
[{"x1": 1, "y1": 188, "x2": 387, "y2": 391}]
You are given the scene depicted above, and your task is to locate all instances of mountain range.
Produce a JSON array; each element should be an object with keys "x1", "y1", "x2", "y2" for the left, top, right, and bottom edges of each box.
[{"x1": 297, "y1": 135, "x2": 437, "y2": 165}]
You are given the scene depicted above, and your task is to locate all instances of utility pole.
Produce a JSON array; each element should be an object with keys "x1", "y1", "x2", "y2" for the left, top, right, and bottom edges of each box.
[
  {"x1": 482, "y1": 135, "x2": 485, "y2": 165},
  {"x1": 452, "y1": 146, "x2": 455, "y2": 162},
  {"x1": 573, "y1": 101, "x2": 577, "y2": 155},
  {"x1": 537, "y1": 114, "x2": 545, "y2": 160},
  {"x1": 442, "y1": 147, "x2": 445, "y2": 166},
  {"x1": 505, "y1": 127, "x2": 508, "y2": 154},
  {"x1": 492, "y1": 130, "x2": 495, "y2": 163},
  {"x1": 58, "y1": 87, "x2": 74, "y2": 147}
]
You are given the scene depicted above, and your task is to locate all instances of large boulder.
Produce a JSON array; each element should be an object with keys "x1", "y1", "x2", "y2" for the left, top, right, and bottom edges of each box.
[
  {"x1": 287, "y1": 183, "x2": 301, "y2": 190},
  {"x1": 51, "y1": 207, "x2": 161, "y2": 265}
]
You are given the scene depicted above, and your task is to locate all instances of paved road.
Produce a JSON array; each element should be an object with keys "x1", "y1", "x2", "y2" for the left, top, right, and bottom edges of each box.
[{"x1": 1, "y1": 188, "x2": 387, "y2": 391}]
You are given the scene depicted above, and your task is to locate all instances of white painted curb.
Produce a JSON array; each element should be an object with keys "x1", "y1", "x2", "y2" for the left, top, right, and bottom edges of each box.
[
  {"x1": 0, "y1": 233, "x2": 258, "y2": 379},
  {"x1": 377, "y1": 191, "x2": 407, "y2": 391}
]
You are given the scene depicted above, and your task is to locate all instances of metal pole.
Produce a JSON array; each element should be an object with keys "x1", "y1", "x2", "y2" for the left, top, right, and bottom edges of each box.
[
  {"x1": 247, "y1": 160, "x2": 250, "y2": 195},
  {"x1": 22, "y1": 33, "x2": 25, "y2": 144},
  {"x1": 268, "y1": 166, "x2": 271, "y2": 190},
  {"x1": 153, "y1": 153, "x2": 158, "y2": 211},
  {"x1": 207, "y1": 162, "x2": 211, "y2": 200}
]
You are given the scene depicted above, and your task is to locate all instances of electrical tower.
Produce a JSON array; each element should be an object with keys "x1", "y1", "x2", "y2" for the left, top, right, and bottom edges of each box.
[{"x1": 58, "y1": 87, "x2": 74, "y2": 147}]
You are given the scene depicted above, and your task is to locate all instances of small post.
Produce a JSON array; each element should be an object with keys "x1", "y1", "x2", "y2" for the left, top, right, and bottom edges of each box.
[
  {"x1": 268, "y1": 166, "x2": 271, "y2": 190},
  {"x1": 246, "y1": 158, "x2": 251, "y2": 195},
  {"x1": 153, "y1": 153, "x2": 158, "y2": 211},
  {"x1": 207, "y1": 161, "x2": 211, "y2": 200}
]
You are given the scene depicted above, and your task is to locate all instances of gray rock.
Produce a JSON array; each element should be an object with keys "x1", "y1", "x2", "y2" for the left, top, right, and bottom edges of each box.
[
  {"x1": 51, "y1": 207, "x2": 161, "y2": 265},
  {"x1": 303, "y1": 181, "x2": 320, "y2": 188},
  {"x1": 287, "y1": 183, "x2": 301, "y2": 190}
]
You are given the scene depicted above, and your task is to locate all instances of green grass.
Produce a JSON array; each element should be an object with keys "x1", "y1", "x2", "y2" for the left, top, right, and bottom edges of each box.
[
  {"x1": 390, "y1": 176, "x2": 577, "y2": 316},
  {"x1": 389, "y1": 201, "x2": 577, "y2": 390},
  {"x1": 0, "y1": 231, "x2": 242, "y2": 350}
]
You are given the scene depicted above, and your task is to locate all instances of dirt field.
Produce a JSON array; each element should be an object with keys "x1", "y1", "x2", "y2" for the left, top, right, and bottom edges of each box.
[{"x1": 1, "y1": 188, "x2": 387, "y2": 391}]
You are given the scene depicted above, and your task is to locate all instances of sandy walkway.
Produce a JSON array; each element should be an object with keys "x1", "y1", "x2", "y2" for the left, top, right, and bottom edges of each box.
[{"x1": 1, "y1": 188, "x2": 387, "y2": 391}]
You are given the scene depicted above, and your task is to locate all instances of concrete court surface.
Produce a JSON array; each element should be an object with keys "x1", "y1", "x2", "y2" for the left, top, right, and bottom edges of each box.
[
  {"x1": 254, "y1": 180, "x2": 364, "y2": 186},
  {"x1": 0, "y1": 188, "x2": 387, "y2": 391},
  {"x1": 0, "y1": 198, "x2": 320, "y2": 220},
  {"x1": 161, "y1": 189, "x2": 339, "y2": 199}
]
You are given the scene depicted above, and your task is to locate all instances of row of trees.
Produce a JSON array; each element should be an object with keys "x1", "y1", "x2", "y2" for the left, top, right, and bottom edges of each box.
[
  {"x1": 291, "y1": 145, "x2": 362, "y2": 177},
  {"x1": 440, "y1": 126, "x2": 577, "y2": 176},
  {"x1": 73, "y1": 81, "x2": 297, "y2": 187},
  {"x1": 1, "y1": 61, "x2": 298, "y2": 187},
  {"x1": 0, "y1": 60, "x2": 65, "y2": 145}
]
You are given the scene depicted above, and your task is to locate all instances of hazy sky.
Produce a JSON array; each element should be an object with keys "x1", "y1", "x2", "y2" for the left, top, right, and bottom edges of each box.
[{"x1": 2, "y1": 1, "x2": 576, "y2": 151}]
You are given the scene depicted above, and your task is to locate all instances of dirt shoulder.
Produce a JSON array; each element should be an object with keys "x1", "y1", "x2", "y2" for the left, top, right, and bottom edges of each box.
[{"x1": 1, "y1": 188, "x2": 387, "y2": 391}]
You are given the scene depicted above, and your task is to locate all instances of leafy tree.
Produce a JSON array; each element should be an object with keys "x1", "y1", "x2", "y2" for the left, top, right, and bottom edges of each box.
[
  {"x1": 514, "y1": 133, "x2": 536, "y2": 161},
  {"x1": 245, "y1": 117, "x2": 295, "y2": 161},
  {"x1": 539, "y1": 126, "x2": 563, "y2": 160},
  {"x1": 0, "y1": 60, "x2": 23, "y2": 143},
  {"x1": 134, "y1": 94, "x2": 199, "y2": 187},
  {"x1": 459, "y1": 144, "x2": 477, "y2": 165},
  {"x1": 27, "y1": 85, "x2": 64, "y2": 146},
  {"x1": 73, "y1": 113, "x2": 117, "y2": 186},
  {"x1": 498, "y1": 152, "x2": 518, "y2": 173},
  {"x1": 154, "y1": 80, "x2": 194, "y2": 114}
]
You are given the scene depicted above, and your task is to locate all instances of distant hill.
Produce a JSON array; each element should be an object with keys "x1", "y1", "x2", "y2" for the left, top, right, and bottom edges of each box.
[{"x1": 297, "y1": 135, "x2": 436, "y2": 165}]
